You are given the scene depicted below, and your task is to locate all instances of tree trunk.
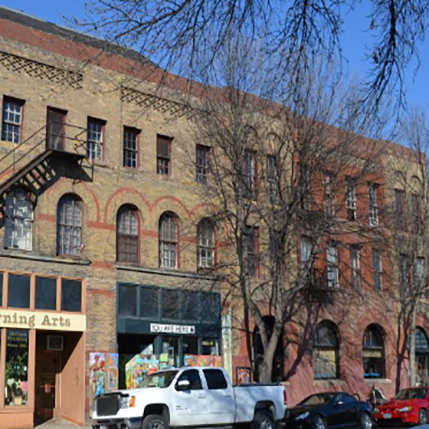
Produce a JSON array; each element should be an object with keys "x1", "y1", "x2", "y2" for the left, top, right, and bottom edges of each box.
[
  {"x1": 258, "y1": 330, "x2": 280, "y2": 383},
  {"x1": 409, "y1": 306, "x2": 417, "y2": 386}
]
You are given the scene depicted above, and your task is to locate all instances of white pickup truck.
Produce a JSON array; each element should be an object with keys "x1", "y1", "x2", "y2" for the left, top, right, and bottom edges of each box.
[{"x1": 91, "y1": 367, "x2": 287, "y2": 429}]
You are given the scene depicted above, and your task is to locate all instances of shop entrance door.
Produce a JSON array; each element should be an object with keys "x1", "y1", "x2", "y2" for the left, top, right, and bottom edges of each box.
[{"x1": 35, "y1": 351, "x2": 59, "y2": 423}]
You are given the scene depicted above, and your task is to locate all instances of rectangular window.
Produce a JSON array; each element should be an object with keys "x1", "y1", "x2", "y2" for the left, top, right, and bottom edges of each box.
[
  {"x1": 301, "y1": 237, "x2": 313, "y2": 272},
  {"x1": 313, "y1": 349, "x2": 337, "y2": 379},
  {"x1": 368, "y1": 183, "x2": 379, "y2": 226},
  {"x1": 182, "y1": 291, "x2": 200, "y2": 322},
  {"x1": 118, "y1": 285, "x2": 137, "y2": 317},
  {"x1": 395, "y1": 189, "x2": 405, "y2": 230},
  {"x1": 243, "y1": 151, "x2": 256, "y2": 199},
  {"x1": 5, "y1": 329, "x2": 28, "y2": 406},
  {"x1": 87, "y1": 118, "x2": 105, "y2": 161},
  {"x1": 346, "y1": 177, "x2": 357, "y2": 221},
  {"x1": 327, "y1": 243, "x2": 339, "y2": 288},
  {"x1": 123, "y1": 127, "x2": 139, "y2": 168},
  {"x1": 203, "y1": 369, "x2": 228, "y2": 389},
  {"x1": 399, "y1": 254, "x2": 408, "y2": 293},
  {"x1": 157, "y1": 135, "x2": 172, "y2": 175},
  {"x1": 61, "y1": 279, "x2": 82, "y2": 312},
  {"x1": 412, "y1": 193, "x2": 421, "y2": 234},
  {"x1": 266, "y1": 155, "x2": 279, "y2": 203},
  {"x1": 162, "y1": 289, "x2": 180, "y2": 320},
  {"x1": 244, "y1": 227, "x2": 258, "y2": 277},
  {"x1": 140, "y1": 287, "x2": 159, "y2": 319},
  {"x1": 46, "y1": 107, "x2": 66, "y2": 150},
  {"x1": 350, "y1": 246, "x2": 361, "y2": 289},
  {"x1": 324, "y1": 173, "x2": 335, "y2": 215},
  {"x1": 200, "y1": 292, "x2": 221, "y2": 324},
  {"x1": 299, "y1": 163, "x2": 310, "y2": 209},
  {"x1": 372, "y1": 250, "x2": 383, "y2": 291},
  {"x1": 8, "y1": 274, "x2": 30, "y2": 309},
  {"x1": 416, "y1": 257, "x2": 424, "y2": 290},
  {"x1": 2, "y1": 97, "x2": 23, "y2": 143},
  {"x1": 35, "y1": 277, "x2": 57, "y2": 310},
  {"x1": 196, "y1": 145, "x2": 210, "y2": 184}
]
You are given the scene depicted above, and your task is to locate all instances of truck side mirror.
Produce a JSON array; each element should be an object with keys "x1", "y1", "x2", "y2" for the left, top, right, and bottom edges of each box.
[{"x1": 176, "y1": 380, "x2": 191, "y2": 391}]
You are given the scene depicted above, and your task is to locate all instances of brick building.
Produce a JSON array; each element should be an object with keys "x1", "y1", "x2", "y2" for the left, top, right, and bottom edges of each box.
[{"x1": 0, "y1": 5, "x2": 427, "y2": 428}]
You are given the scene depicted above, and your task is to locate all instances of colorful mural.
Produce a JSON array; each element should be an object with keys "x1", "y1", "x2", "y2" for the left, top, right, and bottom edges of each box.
[
  {"x1": 89, "y1": 352, "x2": 119, "y2": 407},
  {"x1": 184, "y1": 355, "x2": 223, "y2": 368},
  {"x1": 236, "y1": 367, "x2": 251, "y2": 384}
]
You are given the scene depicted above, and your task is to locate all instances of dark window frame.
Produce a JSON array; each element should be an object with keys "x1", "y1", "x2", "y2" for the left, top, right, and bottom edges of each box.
[
  {"x1": 87, "y1": 117, "x2": 106, "y2": 161},
  {"x1": 197, "y1": 219, "x2": 215, "y2": 271},
  {"x1": 159, "y1": 213, "x2": 179, "y2": 269},
  {"x1": 123, "y1": 126, "x2": 140, "y2": 169},
  {"x1": 117, "y1": 205, "x2": 140, "y2": 263},
  {"x1": 363, "y1": 324, "x2": 386, "y2": 379},
  {"x1": 313, "y1": 322, "x2": 339, "y2": 380},
  {"x1": 157, "y1": 135, "x2": 172, "y2": 176},
  {"x1": 56, "y1": 195, "x2": 83, "y2": 257},
  {"x1": 196, "y1": 145, "x2": 210, "y2": 184},
  {"x1": 2, "y1": 96, "x2": 24, "y2": 144}
]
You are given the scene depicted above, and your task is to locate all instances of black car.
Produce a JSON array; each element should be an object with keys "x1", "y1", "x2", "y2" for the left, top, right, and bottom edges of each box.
[{"x1": 284, "y1": 392, "x2": 372, "y2": 429}]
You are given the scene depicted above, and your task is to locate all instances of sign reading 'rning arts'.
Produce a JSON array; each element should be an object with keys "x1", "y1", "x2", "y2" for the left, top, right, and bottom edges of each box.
[{"x1": 150, "y1": 323, "x2": 195, "y2": 334}]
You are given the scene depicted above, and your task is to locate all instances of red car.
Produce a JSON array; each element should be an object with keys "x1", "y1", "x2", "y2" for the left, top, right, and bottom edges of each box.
[{"x1": 373, "y1": 387, "x2": 429, "y2": 426}]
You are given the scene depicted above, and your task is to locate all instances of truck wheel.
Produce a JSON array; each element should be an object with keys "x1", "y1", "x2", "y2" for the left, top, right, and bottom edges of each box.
[
  {"x1": 142, "y1": 414, "x2": 168, "y2": 429},
  {"x1": 251, "y1": 410, "x2": 276, "y2": 429}
]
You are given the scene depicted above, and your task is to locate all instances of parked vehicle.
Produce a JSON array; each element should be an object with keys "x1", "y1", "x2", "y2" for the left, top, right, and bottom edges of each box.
[
  {"x1": 91, "y1": 367, "x2": 287, "y2": 429},
  {"x1": 284, "y1": 392, "x2": 372, "y2": 429},
  {"x1": 372, "y1": 386, "x2": 429, "y2": 426}
]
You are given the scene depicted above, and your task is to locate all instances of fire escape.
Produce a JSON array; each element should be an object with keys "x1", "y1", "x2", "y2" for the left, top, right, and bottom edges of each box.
[{"x1": 0, "y1": 121, "x2": 88, "y2": 204}]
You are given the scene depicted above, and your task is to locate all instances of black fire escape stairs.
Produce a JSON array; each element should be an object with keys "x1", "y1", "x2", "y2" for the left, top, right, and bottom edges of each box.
[{"x1": 0, "y1": 123, "x2": 88, "y2": 204}]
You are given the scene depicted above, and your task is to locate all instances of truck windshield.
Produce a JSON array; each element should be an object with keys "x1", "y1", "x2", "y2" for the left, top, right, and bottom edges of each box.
[{"x1": 140, "y1": 370, "x2": 179, "y2": 388}]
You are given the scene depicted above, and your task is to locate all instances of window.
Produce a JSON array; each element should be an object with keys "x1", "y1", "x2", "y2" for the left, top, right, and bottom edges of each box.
[
  {"x1": 399, "y1": 254, "x2": 409, "y2": 293},
  {"x1": 4, "y1": 188, "x2": 33, "y2": 250},
  {"x1": 412, "y1": 193, "x2": 421, "y2": 234},
  {"x1": 2, "y1": 97, "x2": 23, "y2": 143},
  {"x1": 267, "y1": 155, "x2": 279, "y2": 203},
  {"x1": 140, "y1": 287, "x2": 159, "y2": 319},
  {"x1": 350, "y1": 246, "x2": 361, "y2": 289},
  {"x1": 118, "y1": 285, "x2": 137, "y2": 317},
  {"x1": 176, "y1": 369, "x2": 203, "y2": 390},
  {"x1": 87, "y1": 118, "x2": 105, "y2": 161},
  {"x1": 157, "y1": 135, "x2": 172, "y2": 175},
  {"x1": 363, "y1": 324, "x2": 385, "y2": 378},
  {"x1": 327, "y1": 243, "x2": 338, "y2": 288},
  {"x1": 416, "y1": 257, "x2": 425, "y2": 290},
  {"x1": 182, "y1": 291, "x2": 200, "y2": 322},
  {"x1": 162, "y1": 289, "x2": 180, "y2": 320},
  {"x1": 197, "y1": 219, "x2": 215, "y2": 270},
  {"x1": 5, "y1": 329, "x2": 29, "y2": 406},
  {"x1": 299, "y1": 163, "x2": 310, "y2": 210},
  {"x1": 203, "y1": 369, "x2": 228, "y2": 389},
  {"x1": 200, "y1": 292, "x2": 221, "y2": 324},
  {"x1": 324, "y1": 173, "x2": 335, "y2": 215},
  {"x1": 372, "y1": 250, "x2": 382, "y2": 291},
  {"x1": 35, "y1": 277, "x2": 57, "y2": 310},
  {"x1": 243, "y1": 150, "x2": 256, "y2": 198},
  {"x1": 61, "y1": 279, "x2": 82, "y2": 312},
  {"x1": 57, "y1": 195, "x2": 82, "y2": 256},
  {"x1": 313, "y1": 322, "x2": 339, "y2": 379},
  {"x1": 8, "y1": 274, "x2": 30, "y2": 309},
  {"x1": 301, "y1": 237, "x2": 313, "y2": 272},
  {"x1": 117, "y1": 206, "x2": 139, "y2": 263},
  {"x1": 369, "y1": 183, "x2": 379, "y2": 226},
  {"x1": 244, "y1": 227, "x2": 258, "y2": 277},
  {"x1": 395, "y1": 189, "x2": 405, "y2": 230},
  {"x1": 123, "y1": 127, "x2": 139, "y2": 168},
  {"x1": 46, "y1": 107, "x2": 66, "y2": 150},
  {"x1": 346, "y1": 177, "x2": 357, "y2": 220},
  {"x1": 159, "y1": 213, "x2": 179, "y2": 268},
  {"x1": 196, "y1": 145, "x2": 210, "y2": 184}
]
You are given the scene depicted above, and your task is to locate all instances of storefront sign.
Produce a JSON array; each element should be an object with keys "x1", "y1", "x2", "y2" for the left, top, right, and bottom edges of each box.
[
  {"x1": 150, "y1": 323, "x2": 195, "y2": 334},
  {"x1": 0, "y1": 309, "x2": 86, "y2": 332}
]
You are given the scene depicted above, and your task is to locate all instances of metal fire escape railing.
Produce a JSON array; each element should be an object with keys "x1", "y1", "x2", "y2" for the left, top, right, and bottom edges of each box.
[{"x1": 0, "y1": 123, "x2": 88, "y2": 199}]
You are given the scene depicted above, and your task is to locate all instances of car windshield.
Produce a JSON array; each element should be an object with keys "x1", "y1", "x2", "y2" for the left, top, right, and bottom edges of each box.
[
  {"x1": 140, "y1": 370, "x2": 179, "y2": 388},
  {"x1": 394, "y1": 388, "x2": 427, "y2": 400},
  {"x1": 299, "y1": 393, "x2": 335, "y2": 406}
]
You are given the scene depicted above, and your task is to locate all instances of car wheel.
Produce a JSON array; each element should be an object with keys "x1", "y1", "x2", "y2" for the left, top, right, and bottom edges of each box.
[
  {"x1": 142, "y1": 414, "x2": 168, "y2": 429},
  {"x1": 418, "y1": 409, "x2": 427, "y2": 425},
  {"x1": 251, "y1": 410, "x2": 276, "y2": 429},
  {"x1": 311, "y1": 415, "x2": 326, "y2": 429},
  {"x1": 358, "y1": 412, "x2": 372, "y2": 429}
]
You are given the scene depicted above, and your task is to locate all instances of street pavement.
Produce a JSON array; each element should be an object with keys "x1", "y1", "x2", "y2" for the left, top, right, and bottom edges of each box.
[{"x1": 33, "y1": 418, "x2": 91, "y2": 429}]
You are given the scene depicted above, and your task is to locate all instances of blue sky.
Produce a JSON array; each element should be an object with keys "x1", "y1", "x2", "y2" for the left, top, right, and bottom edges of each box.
[{"x1": 0, "y1": 0, "x2": 428, "y2": 110}]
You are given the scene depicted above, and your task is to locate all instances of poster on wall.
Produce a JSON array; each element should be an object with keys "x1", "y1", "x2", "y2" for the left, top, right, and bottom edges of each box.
[
  {"x1": 236, "y1": 367, "x2": 251, "y2": 384},
  {"x1": 89, "y1": 352, "x2": 119, "y2": 407},
  {"x1": 184, "y1": 355, "x2": 223, "y2": 368}
]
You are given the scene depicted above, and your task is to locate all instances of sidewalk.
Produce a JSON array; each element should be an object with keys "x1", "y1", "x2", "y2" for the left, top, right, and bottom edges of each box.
[{"x1": 33, "y1": 418, "x2": 91, "y2": 429}]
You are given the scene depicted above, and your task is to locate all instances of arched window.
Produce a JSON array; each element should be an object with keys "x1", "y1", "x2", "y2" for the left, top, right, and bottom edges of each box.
[
  {"x1": 415, "y1": 328, "x2": 429, "y2": 386},
  {"x1": 197, "y1": 219, "x2": 215, "y2": 270},
  {"x1": 159, "y1": 213, "x2": 179, "y2": 268},
  {"x1": 253, "y1": 316, "x2": 284, "y2": 382},
  {"x1": 4, "y1": 188, "x2": 33, "y2": 250},
  {"x1": 363, "y1": 324, "x2": 385, "y2": 378},
  {"x1": 313, "y1": 321, "x2": 339, "y2": 379},
  {"x1": 57, "y1": 194, "x2": 82, "y2": 256},
  {"x1": 117, "y1": 205, "x2": 139, "y2": 263}
]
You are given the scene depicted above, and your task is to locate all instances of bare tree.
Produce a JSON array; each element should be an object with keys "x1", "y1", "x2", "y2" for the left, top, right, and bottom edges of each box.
[
  {"x1": 79, "y1": 0, "x2": 429, "y2": 114},
  {"x1": 386, "y1": 106, "x2": 429, "y2": 387},
  {"x1": 180, "y1": 38, "x2": 386, "y2": 382}
]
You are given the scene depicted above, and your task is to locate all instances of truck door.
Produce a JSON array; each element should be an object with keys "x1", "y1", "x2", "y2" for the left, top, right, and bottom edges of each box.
[
  {"x1": 202, "y1": 369, "x2": 236, "y2": 425},
  {"x1": 171, "y1": 369, "x2": 208, "y2": 426}
]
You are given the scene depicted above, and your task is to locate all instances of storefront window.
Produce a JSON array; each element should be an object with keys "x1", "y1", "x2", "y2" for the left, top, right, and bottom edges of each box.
[
  {"x1": 183, "y1": 337, "x2": 199, "y2": 354},
  {"x1": 35, "y1": 277, "x2": 57, "y2": 310},
  {"x1": 118, "y1": 285, "x2": 137, "y2": 317},
  {"x1": 8, "y1": 274, "x2": 30, "y2": 309},
  {"x1": 61, "y1": 279, "x2": 82, "y2": 312},
  {"x1": 202, "y1": 339, "x2": 219, "y2": 355},
  {"x1": 5, "y1": 329, "x2": 29, "y2": 406},
  {"x1": 182, "y1": 291, "x2": 200, "y2": 322},
  {"x1": 140, "y1": 287, "x2": 159, "y2": 319},
  {"x1": 201, "y1": 292, "x2": 221, "y2": 324},
  {"x1": 162, "y1": 289, "x2": 180, "y2": 320}
]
